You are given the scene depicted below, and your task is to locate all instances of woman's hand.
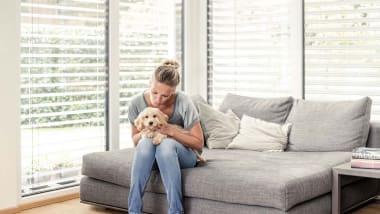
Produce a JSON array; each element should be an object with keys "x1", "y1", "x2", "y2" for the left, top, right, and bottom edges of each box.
[
  {"x1": 158, "y1": 124, "x2": 176, "y2": 137},
  {"x1": 158, "y1": 123, "x2": 203, "y2": 151}
]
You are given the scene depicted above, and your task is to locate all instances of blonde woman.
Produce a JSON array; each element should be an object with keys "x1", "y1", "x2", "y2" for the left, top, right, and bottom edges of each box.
[{"x1": 127, "y1": 59, "x2": 204, "y2": 214}]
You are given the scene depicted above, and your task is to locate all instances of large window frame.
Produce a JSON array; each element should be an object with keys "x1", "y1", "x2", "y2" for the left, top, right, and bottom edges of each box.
[
  {"x1": 19, "y1": 0, "x2": 185, "y2": 198},
  {"x1": 20, "y1": 0, "x2": 108, "y2": 196},
  {"x1": 118, "y1": 0, "x2": 184, "y2": 149}
]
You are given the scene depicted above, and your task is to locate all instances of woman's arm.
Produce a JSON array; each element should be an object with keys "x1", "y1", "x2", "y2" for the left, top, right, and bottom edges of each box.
[
  {"x1": 159, "y1": 122, "x2": 204, "y2": 151},
  {"x1": 131, "y1": 126, "x2": 143, "y2": 146}
]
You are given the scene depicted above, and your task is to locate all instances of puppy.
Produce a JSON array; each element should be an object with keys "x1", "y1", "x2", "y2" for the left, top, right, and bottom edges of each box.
[
  {"x1": 134, "y1": 107, "x2": 206, "y2": 162},
  {"x1": 134, "y1": 107, "x2": 168, "y2": 145}
]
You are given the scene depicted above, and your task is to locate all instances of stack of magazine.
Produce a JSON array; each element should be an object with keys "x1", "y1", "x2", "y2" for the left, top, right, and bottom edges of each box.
[{"x1": 351, "y1": 147, "x2": 380, "y2": 169}]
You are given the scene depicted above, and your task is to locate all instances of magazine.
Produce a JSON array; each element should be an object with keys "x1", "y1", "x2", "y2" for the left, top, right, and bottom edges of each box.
[
  {"x1": 351, "y1": 158, "x2": 380, "y2": 169},
  {"x1": 351, "y1": 147, "x2": 380, "y2": 160}
]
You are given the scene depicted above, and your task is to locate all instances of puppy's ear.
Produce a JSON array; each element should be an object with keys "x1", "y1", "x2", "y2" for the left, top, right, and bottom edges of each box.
[
  {"x1": 134, "y1": 114, "x2": 144, "y2": 131},
  {"x1": 158, "y1": 111, "x2": 169, "y2": 126}
]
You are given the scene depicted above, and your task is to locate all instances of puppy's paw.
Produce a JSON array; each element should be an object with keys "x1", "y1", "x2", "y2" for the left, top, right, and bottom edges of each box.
[
  {"x1": 141, "y1": 129, "x2": 153, "y2": 138},
  {"x1": 152, "y1": 134, "x2": 167, "y2": 145},
  {"x1": 152, "y1": 138, "x2": 161, "y2": 145},
  {"x1": 146, "y1": 132, "x2": 154, "y2": 138}
]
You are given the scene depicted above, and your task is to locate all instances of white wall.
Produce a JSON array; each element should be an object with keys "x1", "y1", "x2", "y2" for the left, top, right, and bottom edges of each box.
[
  {"x1": 183, "y1": 0, "x2": 208, "y2": 98},
  {"x1": 0, "y1": 0, "x2": 21, "y2": 210}
]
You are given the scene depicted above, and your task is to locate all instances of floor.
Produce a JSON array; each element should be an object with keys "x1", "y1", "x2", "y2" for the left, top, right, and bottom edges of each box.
[
  {"x1": 16, "y1": 198, "x2": 380, "y2": 214},
  {"x1": 18, "y1": 199, "x2": 124, "y2": 214},
  {"x1": 350, "y1": 199, "x2": 380, "y2": 214}
]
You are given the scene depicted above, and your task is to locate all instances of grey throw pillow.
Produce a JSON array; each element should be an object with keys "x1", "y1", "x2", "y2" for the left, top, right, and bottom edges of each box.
[
  {"x1": 286, "y1": 97, "x2": 372, "y2": 152},
  {"x1": 198, "y1": 102, "x2": 240, "y2": 149},
  {"x1": 190, "y1": 94, "x2": 207, "y2": 113},
  {"x1": 218, "y1": 93, "x2": 293, "y2": 124}
]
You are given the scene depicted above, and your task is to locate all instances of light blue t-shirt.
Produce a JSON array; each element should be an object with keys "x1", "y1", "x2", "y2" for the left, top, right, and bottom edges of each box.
[{"x1": 128, "y1": 91, "x2": 200, "y2": 130}]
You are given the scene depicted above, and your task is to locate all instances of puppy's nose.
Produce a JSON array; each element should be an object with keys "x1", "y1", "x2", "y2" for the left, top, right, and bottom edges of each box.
[{"x1": 149, "y1": 121, "x2": 153, "y2": 126}]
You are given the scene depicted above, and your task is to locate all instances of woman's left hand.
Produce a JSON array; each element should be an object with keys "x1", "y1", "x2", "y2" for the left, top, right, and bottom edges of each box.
[
  {"x1": 158, "y1": 124, "x2": 176, "y2": 137},
  {"x1": 158, "y1": 123, "x2": 203, "y2": 150}
]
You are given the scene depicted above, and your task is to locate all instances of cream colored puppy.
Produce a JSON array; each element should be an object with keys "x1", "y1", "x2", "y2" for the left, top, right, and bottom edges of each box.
[
  {"x1": 134, "y1": 107, "x2": 206, "y2": 162},
  {"x1": 134, "y1": 107, "x2": 168, "y2": 145}
]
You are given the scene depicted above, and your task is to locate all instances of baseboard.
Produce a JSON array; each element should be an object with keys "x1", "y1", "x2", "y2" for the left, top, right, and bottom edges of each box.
[
  {"x1": 0, "y1": 193, "x2": 79, "y2": 214},
  {"x1": 0, "y1": 206, "x2": 19, "y2": 214}
]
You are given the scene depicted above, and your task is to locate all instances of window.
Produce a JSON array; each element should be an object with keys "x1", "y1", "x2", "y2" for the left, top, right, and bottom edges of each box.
[
  {"x1": 305, "y1": 0, "x2": 380, "y2": 121},
  {"x1": 207, "y1": 0, "x2": 297, "y2": 106},
  {"x1": 118, "y1": 0, "x2": 183, "y2": 148},
  {"x1": 20, "y1": 0, "x2": 183, "y2": 196},
  {"x1": 208, "y1": 0, "x2": 380, "y2": 121},
  {"x1": 20, "y1": 0, "x2": 107, "y2": 196}
]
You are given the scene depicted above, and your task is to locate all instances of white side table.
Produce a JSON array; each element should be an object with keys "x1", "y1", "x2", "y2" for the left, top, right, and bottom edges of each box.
[{"x1": 332, "y1": 162, "x2": 380, "y2": 214}]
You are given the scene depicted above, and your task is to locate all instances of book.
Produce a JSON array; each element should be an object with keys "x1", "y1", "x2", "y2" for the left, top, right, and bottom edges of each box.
[
  {"x1": 351, "y1": 158, "x2": 380, "y2": 169},
  {"x1": 351, "y1": 147, "x2": 380, "y2": 160}
]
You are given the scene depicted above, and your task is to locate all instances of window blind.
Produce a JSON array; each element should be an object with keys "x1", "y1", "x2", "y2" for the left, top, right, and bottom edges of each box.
[
  {"x1": 305, "y1": 0, "x2": 380, "y2": 120},
  {"x1": 207, "y1": 0, "x2": 295, "y2": 106},
  {"x1": 20, "y1": 0, "x2": 107, "y2": 196},
  {"x1": 119, "y1": 0, "x2": 183, "y2": 148}
]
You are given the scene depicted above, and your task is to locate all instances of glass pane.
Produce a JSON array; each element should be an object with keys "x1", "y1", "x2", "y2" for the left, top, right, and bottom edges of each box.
[
  {"x1": 20, "y1": 0, "x2": 107, "y2": 196},
  {"x1": 305, "y1": 0, "x2": 380, "y2": 120},
  {"x1": 208, "y1": 0, "x2": 294, "y2": 106},
  {"x1": 119, "y1": 0, "x2": 183, "y2": 148}
]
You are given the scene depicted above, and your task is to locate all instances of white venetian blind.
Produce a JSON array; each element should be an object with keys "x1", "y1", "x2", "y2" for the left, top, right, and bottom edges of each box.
[
  {"x1": 20, "y1": 0, "x2": 107, "y2": 196},
  {"x1": 119, "y1": 0, "x2": 183, "y2": 148},
  {"x1": 305, "y1": 0, "x2": 380, "y2": 121},
  {"x1": 207, "y1": 0, "x2": 295, "y2": 106}
]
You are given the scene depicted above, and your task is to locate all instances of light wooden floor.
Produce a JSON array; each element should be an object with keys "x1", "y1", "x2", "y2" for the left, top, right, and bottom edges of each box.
[
  {"x1": 16, "y1": 198, "x2": 380, "y2": 214},
  {"x1": 17, "y1": 199, "x2": 124, "y2": 214},
  {"x1": 351, "y1": 199, "x2": 380, "y2": 214}
]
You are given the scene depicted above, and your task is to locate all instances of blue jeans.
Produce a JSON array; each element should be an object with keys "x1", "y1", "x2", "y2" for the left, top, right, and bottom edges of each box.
[{"x1": 128, "y1": 137, "x2": 197, "y2": 214}]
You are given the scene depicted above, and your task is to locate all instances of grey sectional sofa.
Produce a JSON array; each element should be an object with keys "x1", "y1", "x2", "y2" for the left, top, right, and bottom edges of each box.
[{"x1": 80, "y1": 94, "x2": 380, "y2": 214}]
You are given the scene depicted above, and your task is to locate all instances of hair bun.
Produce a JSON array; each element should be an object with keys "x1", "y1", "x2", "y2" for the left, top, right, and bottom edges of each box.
[{"x1": 161, "y1": 59, "x2": 180, "y2": 70}]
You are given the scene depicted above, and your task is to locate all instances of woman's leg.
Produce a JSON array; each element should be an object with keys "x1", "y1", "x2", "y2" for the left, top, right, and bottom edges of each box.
[
  {"x1": 128, "y1": 138, "x2": 156, "y2": 214},
  {"x1": 155, "y1": 138, "x2": 197, "y2": 214}
]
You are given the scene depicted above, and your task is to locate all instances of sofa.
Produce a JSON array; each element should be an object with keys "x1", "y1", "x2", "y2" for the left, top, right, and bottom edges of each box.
[{"x1": 80, "y1": 93, "x2": 380, "y2": 214}]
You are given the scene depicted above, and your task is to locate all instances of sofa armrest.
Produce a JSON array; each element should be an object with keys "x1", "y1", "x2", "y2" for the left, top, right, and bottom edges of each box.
[{"x1": 366, "y1": 122, "x2": 380, "y2": 148}]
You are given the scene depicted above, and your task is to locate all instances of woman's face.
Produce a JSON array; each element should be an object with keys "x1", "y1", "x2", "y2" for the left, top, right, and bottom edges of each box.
[{"x1": 149, "y1": 81, "x2": 175, "y2": 108}]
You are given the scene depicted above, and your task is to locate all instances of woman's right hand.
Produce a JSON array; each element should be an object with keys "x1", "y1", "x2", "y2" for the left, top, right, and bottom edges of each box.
[{"x1": 132, "y1": 126, "x2": 142, "y2": 146}]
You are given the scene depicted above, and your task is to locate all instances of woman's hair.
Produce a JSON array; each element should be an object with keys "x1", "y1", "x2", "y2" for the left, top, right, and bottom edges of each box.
[{"x1": 152, "y1": 59, "x2": 180, "y2": 87}]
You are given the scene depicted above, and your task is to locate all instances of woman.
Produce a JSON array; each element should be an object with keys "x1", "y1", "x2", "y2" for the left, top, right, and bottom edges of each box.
[{"x1": 127, "y1": 59, "x2": 204, "y2": 214}]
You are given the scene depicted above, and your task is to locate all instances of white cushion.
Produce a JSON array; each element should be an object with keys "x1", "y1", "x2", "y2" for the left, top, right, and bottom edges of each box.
[{"x1": 227, "y1": 115, "x2": 292, "y2": 152}]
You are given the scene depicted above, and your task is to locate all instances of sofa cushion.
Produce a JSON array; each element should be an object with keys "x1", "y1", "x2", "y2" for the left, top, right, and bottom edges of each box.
[
  {"x1": 227, "y1": 115, "x2": 292, "y2": 151},
  {"x1": 218, "y1": 93, "x2": 293, "y2": 123},
  {"x1": 286, "y1": 97, "x2": 372, "y2": 152},
  {"x1": 198, "y1": 102, "x2": 240, "y2": 149},
  {"x1": 82, "y1": 148, "x2": 351, "y2": 211}
]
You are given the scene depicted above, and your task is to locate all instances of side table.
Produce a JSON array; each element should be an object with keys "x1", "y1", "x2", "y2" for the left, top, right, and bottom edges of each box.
[{"x1": 332, "y1": 162, "x2": 380, "y2": 214}]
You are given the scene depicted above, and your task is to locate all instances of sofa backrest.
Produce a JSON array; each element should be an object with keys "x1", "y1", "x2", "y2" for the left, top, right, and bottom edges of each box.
[
  {"x1": 218, "y1": 93, "x2": 293, "y2": 124},
  {"x1": 191, "y1": 93, "x2": 378, "y2": 151},
  {"x1": 286, "y1": 97, "x2": 372, "y2": 152},
  {"x1": 367, "y1": 122, "x2": 380, "y2": 148}
]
